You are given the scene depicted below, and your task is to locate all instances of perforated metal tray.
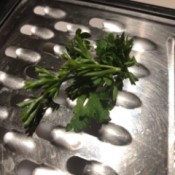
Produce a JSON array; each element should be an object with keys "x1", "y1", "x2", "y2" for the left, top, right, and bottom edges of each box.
[{"x1": 0, "y1": 0, "x2": 174, "y2": 175}]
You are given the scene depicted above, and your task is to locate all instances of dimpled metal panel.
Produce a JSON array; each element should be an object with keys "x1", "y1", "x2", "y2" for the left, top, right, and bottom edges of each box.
[{"x1": 0, "y1": 0, "x2": 174, "y2": 175}]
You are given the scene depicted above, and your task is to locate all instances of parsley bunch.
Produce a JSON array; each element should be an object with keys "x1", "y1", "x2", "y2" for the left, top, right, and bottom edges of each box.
[{"x1": 18, "y1": 29, "x2": 138, "y2": 135}]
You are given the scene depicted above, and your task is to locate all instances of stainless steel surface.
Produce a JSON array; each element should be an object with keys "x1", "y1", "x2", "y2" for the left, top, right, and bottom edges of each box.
[
  {"x1": 0, "y1": 0, "x2": 174, "y2": 175},
  {"x1": 131, "y1": 0, "x2": 175, "y2": 9}
]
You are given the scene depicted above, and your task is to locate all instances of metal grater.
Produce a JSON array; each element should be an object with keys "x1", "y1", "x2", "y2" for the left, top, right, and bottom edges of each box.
[{"x1": 0, "y1": 0, "x2": 174, "y2": 175}]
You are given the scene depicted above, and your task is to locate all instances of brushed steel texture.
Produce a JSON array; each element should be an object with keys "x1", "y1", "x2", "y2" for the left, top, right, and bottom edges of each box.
[{"x1": 0, "y1": 0, "x2": 174, "y2": 175}]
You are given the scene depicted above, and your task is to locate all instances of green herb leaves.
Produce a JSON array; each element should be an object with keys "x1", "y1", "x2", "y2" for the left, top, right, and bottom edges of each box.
[
  {"x1": 96, "y1": 33, "x2": 138, "y2": 85},
  {"x1": 18, "y1": 29, "x2": 138, "y2": 135},
  {"x1": 66, "y1": 93, "x2": 110, "y2": 132}
]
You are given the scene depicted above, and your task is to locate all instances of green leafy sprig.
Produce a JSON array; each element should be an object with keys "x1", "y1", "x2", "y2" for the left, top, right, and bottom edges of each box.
[{"x1": 18, "y1": 29, "x2": 138, "y2": 135}]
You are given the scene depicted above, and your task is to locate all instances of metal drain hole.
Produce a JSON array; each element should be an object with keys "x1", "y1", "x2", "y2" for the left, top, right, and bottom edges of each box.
[
  {"x1": 99, "y1": 123, "x2": 132, "y2": 145},
  {"x1": 0, "y1": 106, "x2": 9, "y2": 120},
  {"x1": 36, "y1": 122, "x2": 54, "y2": 141},
  {"x1": 0, "y1": 127, "x2": 8, "y2": 143},
  {"x1": 67, "y1": 156, "x2": 87, "y2": 175},
  {"x1": 89, "y1": 18, "x2": 125, "y2": 33},
  {"x1": 43, "y1": 43, "x2": 66, "y2": 57},
  {"x1": 5, "y1": 46, "x2": 41, "y2": 63},
  {"x1": 67, "y1": 156, "x2": 117, "y2": 175},
  {"x1": 3, "y1": 131, "x2": 36, "y2": 154},
  {"x1": 116, "y1": 91, "x2": 141, "y2": 109},
  {"x1": 128, "y1": 64, "x2": 150, "y2": 78},
  {"x1": 83, "y1": 161, "x2": 118, "y2": 175},
  {"x1": 24, "y1": 65, "x2": 38, "y2": 79},
  {"x1": 16, "y1": 160, "x2": 38, "y2": 175},
  {"x1": 34, "y1": 6, "x2": 66, "y2": 19},
  {"x1": 0, "y1": 71, "x2": 25, "y2": 89},
  {"x1": 54, "y1": 21, "x2": 90, "y2": 35},
  {"x1": 0, "y1": 90, "x2": 11, "y2": 106},
  {"x1": 132, "y1": 37, "x2": 156, "y2": 52},
  {"x1": 10, "y1": 94, "x2": 27, "y2": 107},
  {"x1": 20, "y1": 24, "x2": 54, "y2": 40}
]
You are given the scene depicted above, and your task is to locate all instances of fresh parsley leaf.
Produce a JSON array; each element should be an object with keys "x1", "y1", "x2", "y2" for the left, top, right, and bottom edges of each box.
[
  {"x1": 66, "y1": 92, "x2": 110, "y2": 132},
  {"x1": 18, "y1": 29, "x2": 138, "y2": 135}
]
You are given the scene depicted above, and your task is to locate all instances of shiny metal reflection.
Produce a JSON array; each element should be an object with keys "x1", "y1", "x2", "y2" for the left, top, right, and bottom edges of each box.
[
  {"x1": 34, "y1": 6, "x2": 66, "y2": 19},
  {"x1": 66, "y1": 98, "x2": 77, "y2": 108},
  {"x1": 5, "y1": 46, "x2": 41, "y2": 63},
  {"x1": 103, "y1": 21, "x2": 125, "y2": 33},
  {"x1": 89, "y1": 18, "x2": 125, "y2": 33},
  {"x1": 51, "y1": 128, "x2": 82, "y2": 150},
  {"x1": 0, "y1": 71, "x2": 25, "y2": 89},
  {"x1": 16, "y1": 48, "x2": 41, "y2": 62},
  {"x1": 3, "y1": 132, "x2": 36, "y2": 154},
  {"x1": 20, "y1": 24, "x2": 54, "y2": 39},
  {"x1": 167, "y1": 36, "x2": 175, "y2": 175},
  {"x1": 0, "y1": 106, "x2": 9, "y2": 120},
  {"x1": 83, "y1": 161, "x2": 117, "y2": 175},
  {"x1": 99, "y1": 123, "x2": 132, "y2": 145},
  {"x1": 53, "y1": 44, "x2": 66, "y2": 56},
  {"x1": 128, "y1": 64, "x2": 150, "y2": 78},
  {"x1": 116, "y1": 91, "x2": 141, "y2": 109},
  {"x1": 132, "y1": 37, "x2": 156, "y2": 52},
  {"x1": 54, "y1": 21, "x2": 90, "y2": 35},
  {"x1": 33, "y1": 167, "x2": 64, "y2": 175},
  {"x1": 43, "y1": 42, "x2": 67, "y2": 57}
]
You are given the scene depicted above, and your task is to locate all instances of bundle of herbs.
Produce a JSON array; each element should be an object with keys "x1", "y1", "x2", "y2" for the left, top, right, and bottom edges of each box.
[{"x1": 18, "y1": 29, "x2": 138, "y2": 135}]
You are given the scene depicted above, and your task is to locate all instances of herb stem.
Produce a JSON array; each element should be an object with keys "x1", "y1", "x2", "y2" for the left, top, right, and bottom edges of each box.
[{"x1": 77, "y1": 63, "x2": 121, "y2": 72}]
